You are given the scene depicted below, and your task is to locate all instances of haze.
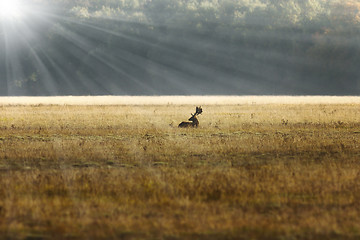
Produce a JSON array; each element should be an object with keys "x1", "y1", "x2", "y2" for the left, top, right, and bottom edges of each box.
[
  {"x1": 1, "y1": 96, "x2": 360, "y2": 106},
  {"x1": 0, "y1": 0, "x2": 359, "y2": 96}
]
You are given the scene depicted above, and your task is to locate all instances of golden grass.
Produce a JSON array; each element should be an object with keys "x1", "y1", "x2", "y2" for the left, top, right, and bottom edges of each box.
[{"x1": 1, "y1": 99, "x2": 360, "y2": 239}]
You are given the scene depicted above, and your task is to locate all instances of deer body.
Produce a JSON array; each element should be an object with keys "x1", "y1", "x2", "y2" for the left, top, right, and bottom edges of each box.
[
  {"x1": 178, "y1": 107, "x2": 202, "y2": 128},
  {"x1": 178, "y1": 115, "x2": 199, "y2": 128}
]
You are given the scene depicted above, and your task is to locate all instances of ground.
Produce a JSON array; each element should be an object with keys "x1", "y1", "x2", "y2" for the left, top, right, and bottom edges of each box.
[{"x1": 0, "y1": 97, "x2": 360, "y2": 239}]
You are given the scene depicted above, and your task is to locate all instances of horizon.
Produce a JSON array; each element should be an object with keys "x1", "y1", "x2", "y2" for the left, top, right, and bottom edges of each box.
[{"x1": 2, "y1": 95, "x2": 360, "y2": 105}]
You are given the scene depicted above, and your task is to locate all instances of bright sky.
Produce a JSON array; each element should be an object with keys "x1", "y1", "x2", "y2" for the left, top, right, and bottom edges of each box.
[{"x1": 0, "y1": 0, "x2": 22, "y2": 20}]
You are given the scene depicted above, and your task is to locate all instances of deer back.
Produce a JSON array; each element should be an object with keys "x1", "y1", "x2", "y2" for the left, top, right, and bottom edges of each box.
[{"x1": 178, "y1": 121, "x2": 194, "y2": 128}]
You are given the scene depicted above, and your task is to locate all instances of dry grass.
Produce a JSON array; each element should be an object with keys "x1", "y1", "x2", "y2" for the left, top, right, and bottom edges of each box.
[{"x1": 1, "y1": 99, "x2": 360, "y2": 239}]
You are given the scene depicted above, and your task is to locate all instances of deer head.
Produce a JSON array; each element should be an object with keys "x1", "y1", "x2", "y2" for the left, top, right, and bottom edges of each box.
[{"x1": 188, "y1": 106, "x2": 203, "y2": 121}]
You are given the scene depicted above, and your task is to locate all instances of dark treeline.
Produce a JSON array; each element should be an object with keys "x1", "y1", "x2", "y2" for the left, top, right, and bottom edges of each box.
[{"x1": 0, "y1": 0, "x2": 360, "y2": 95}]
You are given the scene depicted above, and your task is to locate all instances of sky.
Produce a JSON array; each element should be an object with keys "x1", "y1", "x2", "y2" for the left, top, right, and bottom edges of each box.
[{"x1": 0, "y1": 0, "x2": 359, "y2": 96}]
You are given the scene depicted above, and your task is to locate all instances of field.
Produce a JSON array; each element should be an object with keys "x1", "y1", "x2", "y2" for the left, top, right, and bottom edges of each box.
[{"x1": 1, "y1": 96, "x2": 360, "y2": 239}]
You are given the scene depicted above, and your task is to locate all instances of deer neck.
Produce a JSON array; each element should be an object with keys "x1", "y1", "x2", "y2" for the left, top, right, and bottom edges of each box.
[{"x1": 191, "y1": 117, "x2": 199, "y2": 126}]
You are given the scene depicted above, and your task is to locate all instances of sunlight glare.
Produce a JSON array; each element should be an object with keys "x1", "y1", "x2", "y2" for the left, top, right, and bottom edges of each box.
[{"x1": 0, "y1": 0, "x2": 22, "y2": 20}]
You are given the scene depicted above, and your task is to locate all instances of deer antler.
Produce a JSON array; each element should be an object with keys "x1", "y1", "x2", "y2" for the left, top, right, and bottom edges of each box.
[{"x1": 195, "y1": 106, "x2": 203, "y2": 115}]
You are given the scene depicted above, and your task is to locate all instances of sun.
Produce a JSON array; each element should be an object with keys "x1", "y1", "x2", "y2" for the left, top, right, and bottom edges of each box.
[{"x1": 0, "y1": 0, "x2": 22, "y2": 20}]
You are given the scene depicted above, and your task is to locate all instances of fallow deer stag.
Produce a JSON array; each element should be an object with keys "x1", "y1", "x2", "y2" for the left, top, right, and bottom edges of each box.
[{"x1": 178, "y1": 106, "x2": 203, "y2": 128}]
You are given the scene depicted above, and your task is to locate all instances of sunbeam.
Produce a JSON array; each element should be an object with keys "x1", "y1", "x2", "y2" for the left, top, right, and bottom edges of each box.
[{"x1": 0, "y1": 0, "x2": 359, "y2": 96}]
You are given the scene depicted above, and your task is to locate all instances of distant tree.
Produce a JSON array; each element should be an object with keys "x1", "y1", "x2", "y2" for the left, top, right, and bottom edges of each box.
[{"x1": 1, "y1": 0, "x2": 359, "y2": 95}]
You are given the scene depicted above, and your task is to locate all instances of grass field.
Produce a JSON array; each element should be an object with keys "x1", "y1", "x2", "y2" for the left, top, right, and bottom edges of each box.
[{"x1": 1, "y1": 96, "x2": 360, "y2": 239}]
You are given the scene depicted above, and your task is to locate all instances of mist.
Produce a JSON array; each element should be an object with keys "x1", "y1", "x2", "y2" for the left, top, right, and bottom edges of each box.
[{"x1": 0, "y1": 0, "x2": 359, "y2": 96}]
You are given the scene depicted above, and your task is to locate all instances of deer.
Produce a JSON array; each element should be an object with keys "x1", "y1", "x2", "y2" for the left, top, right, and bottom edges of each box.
[{"x1": 178, "y1": 106, "x2": 203, "y2": 128}]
